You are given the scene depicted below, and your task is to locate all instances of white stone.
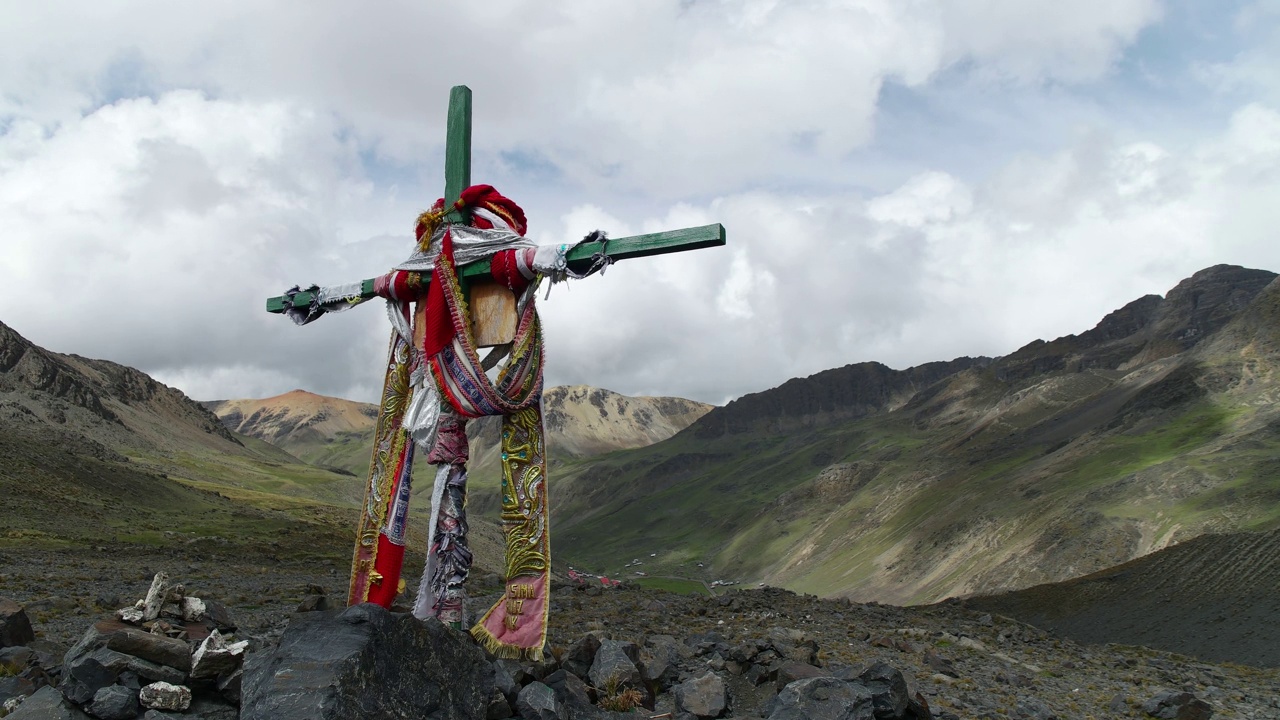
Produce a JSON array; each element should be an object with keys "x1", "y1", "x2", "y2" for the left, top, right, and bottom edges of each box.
[
  {"x1": 958, "y1": 636, "x2": 987, "y2": 652},
  {"x1": 139, "y1": 681, "x2": 191, "y2": 711},
  {"x1": 191, "y1": 629, "x2": 249, "y2": 679},
  {"x1": 180, "y1": 596, "x2": 207, "y2": 622},
  {"x1": 117, "y1": 607, "x2": 144, "y2": 624}
]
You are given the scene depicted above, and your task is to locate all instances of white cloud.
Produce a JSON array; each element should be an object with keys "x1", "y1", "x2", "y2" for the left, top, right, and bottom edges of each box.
[{"x1": 3, "y1": 1, "x2": 1276, "y2": 407}]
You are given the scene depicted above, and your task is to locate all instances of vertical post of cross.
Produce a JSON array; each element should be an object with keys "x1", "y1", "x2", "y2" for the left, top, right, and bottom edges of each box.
[{"x1": 443, "y1": 85, "x2": 472, "y2": 225}]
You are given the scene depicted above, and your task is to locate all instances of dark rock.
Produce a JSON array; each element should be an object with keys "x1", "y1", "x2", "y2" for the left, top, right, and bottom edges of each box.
[
  {"x1": 90, "y1": 684, "x2": 140, "y2": 720},
  {"x1": 1141, "y1": 690, "x2": 1213, "y2": 719},
  {"x1": 515, "y1": 681, "x2": 561, "y2": 720},
  {"x1": 185, "y1": 694, "x2": 239, "y2": 720},
  {"x1": 0, "y1": 599, "x2": 35, "y2": 648},
  {"x1": 639, "y1": 636, "x2": 682, "y2": 691},
  {"x1": 98, "y1": 621, "x2": 192, "y2": 671},
  {"x1": 59, "y1": 650, "x2": 121, "y2": 705},
  {"x1": 202, "y1": 601, "x2": 237, "y2": 633},
  {"x1": 543, "y1": 669, "x2": 593, "y2": 708},
  {"x1": 0, "y1": 676, "x2": 37, "y2": 705},
  {"x1": 674, "y1": 672, "x2": 727, "y2": 718},
  {"x1": 486, "y1": 687, "x2": 513, "y2": 720},
  {"x1": 923, "y1": 649, "x2": 958, "y2": 678},
  {"x1": 775, "y1": 662, "x2": 827, "y2": 691},
  {"x1": 766, "y1": 677, "x2": 875, "y2": 720},
  {"x1": 858, "y1": 662, "x2": 908, "y2": 718},
  {"x1": 588, "y1": 640, "x2": 642, "y2": 691},
  {"x1": 905, "y1": 691, "x2": 932, "y2": 720},
  {"x1": 492, "y1": 659, "x2": 528, "y2": 702},
  {"x1": 4, "y1": 685, "x2": 92, "y2": 719},
  {"x1": 745, "y1": 663, "x2": 773, "y2": 687},
  {"x1": 296, "y1": 594, "x2": 329, "y2": 613},
  {"x1": 1015, "y1": 696, "x2": 1058, "y2": 720},
  {"x1": 216, "y1": 665, "x2": 242, "y2": 705},
  {"x1": 0, "y1": 646, "x2": 34, "y2": 669},
  {"x1": 560, "y1": 633, "x2": 601, "y2": 678},
  {"x1": 241, "y1": 603, "x2": 490, "y2": 719}
]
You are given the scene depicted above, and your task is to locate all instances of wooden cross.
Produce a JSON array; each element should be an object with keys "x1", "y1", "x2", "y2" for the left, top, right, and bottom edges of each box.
[
  {"x1": 266, "y1": 85, "x2": 726, "y2": 325},
  {"x1": 265, "y1": 86, "x2": 724, "y2": 627}
]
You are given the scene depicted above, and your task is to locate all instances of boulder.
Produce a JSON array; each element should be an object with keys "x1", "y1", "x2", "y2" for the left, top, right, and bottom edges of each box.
[
  {"x1": 90, "y1": 684, "x2": 140, "y2": 720},
  {"x1": 139, "y1": 681, "x2": 191, "y2": 711},
  {"x1": 241, "y1": 603, "x2": 490, "y2": 720},
  {"x1": 588, "y1": 640, "x2": 641, "y2": 691},
  {"x1": 560, "y1": 633, "x2": 600, "y2": 679},
  {"x1": 0, "y1": 599, "x2": 35, "y2": 648},
  {"x1": 1142, "y1": 690, "x2": 1213, "y2": 720},
  {"x1": 774, "y1": 662, "x2": 828, "y2": 691},
  {"x1": 766, "y1": 677, "x2": 875, "y2": 720},
  {"x1": 190, "y1": 630, "x2": 247, "y2": 680},
  {"x1": 858, "y1": 662, "x2": 909, "y2": 718},
  {"x1": 515, "y1": 681, "x2": 561, "y2": 720},
  {"x1": 674, "y1": 672, "x2": 727, "y2": 718},
  {"x1": 4, "y1": 685, "x2": 92, "y2": 720}
]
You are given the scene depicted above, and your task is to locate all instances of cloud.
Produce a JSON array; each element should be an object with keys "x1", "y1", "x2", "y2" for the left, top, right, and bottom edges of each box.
[{"x1": 2, "y1": 1, "x2": 1275, "y2": 407}]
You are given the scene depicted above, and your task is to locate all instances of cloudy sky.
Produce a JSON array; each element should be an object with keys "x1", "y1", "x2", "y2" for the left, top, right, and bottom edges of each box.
[{"x1": 3, "y1": 1, "x2": 1279, "y2": 406}]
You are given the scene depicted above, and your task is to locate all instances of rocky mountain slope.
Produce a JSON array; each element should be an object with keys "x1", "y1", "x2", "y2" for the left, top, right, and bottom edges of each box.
[
  {"x1": 963, "y1": 527, "x2": 1280, "y2": 668},
  {"x1": 552, "y1": 264, "x2": 1280, "y2": 606},
  {"x1": 0, "y1": 319, "x2": 359, "y2": 556},
  {"x1": 204, "y1": 384, "x2": 714, "y2": 476}
]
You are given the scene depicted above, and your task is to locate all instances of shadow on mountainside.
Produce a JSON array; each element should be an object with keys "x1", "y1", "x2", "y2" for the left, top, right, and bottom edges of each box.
[{"x1": 958, "y1": 528, "x2": 1280, "y2": 668}]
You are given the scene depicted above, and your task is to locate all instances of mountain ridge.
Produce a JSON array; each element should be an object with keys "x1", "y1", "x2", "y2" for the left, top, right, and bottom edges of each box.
[{"x1": 550, "y1": 264, "x2": 1280, "y2": 606}]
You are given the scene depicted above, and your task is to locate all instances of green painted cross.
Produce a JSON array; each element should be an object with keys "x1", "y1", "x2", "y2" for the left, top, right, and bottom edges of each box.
[{"x1": 265, "y1": 85, "x2": 725, "y2": 315}]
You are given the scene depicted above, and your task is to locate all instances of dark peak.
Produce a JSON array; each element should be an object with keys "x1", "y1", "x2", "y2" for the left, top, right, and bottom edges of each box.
[
  {"x1": 688, "y1": 356, "x2": 987, "y2": 438},
  {"x1": 1151, "y1": 264, "x2": 1278, "y2": 352}
]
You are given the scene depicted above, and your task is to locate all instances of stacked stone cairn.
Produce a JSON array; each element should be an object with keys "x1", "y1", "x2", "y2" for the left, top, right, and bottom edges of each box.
[{"x1": 1, "y1": 573, "x2": 244, "y2": 720}]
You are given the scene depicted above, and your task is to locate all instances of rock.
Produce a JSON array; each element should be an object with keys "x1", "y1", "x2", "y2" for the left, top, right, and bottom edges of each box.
[
  {"x1": 639, "y1": 636, "x2": 683, "y2": 691},
  {"x1": 139, "y1": 681, "x2": 191, "y2": 711},
  {"x1": 141, "y1": 573, "x2": 171, "y2": 622},
  {"x1": 923, "y1": 649, "x2": 958, "y2": 678},
  {"x1": 858, "y1": 662, "x2": 909, "y2": 718},
  {"x1": 90, "y1": 684, "x2": 140, "y2": 720},
  {"x1": 0, "y1": 676, "x2": 37, "y2": 706},
  {"x1": 202, "y1": 601, "x2": 237, "y2": 633},
  {"x1": 116, "y1": 607, "x2": 144, "y2": 624},
  {"x1": 0, "y1": 646, "x2": 33, "y2": 669},
  {"x1": 4, "y1": 685, "x2": 92, "y2": 719},
  {"x1": 492, "y1": 659, "x2": 528, "y2": 702},
  {"x1": 543, "y1": 669, "x2": 594, "y2": 708},
  {"x1": 216, "y1": 666, "x2": 242, "y2": 705},
  {"x1": 59, "y1": 648, "x2": 122, "y2": 705},
  {"x1": 190, "y1": 630, "x2": 247, "y2": 680},
  {"x1": 180, "y1": 597, "x2": 207, "y2": 623},
  {"x1": 102, "y1": 622, "x2": 192, "y2": 671},
  {"x1": 766, "y1": 677, "x2": 875, "y2": 720},
  {"x1": 1142, "y1": 690, "x2": 1213, "y2": 719},
  {"x1": 486, "y1": 687, "x2": 512, "y2": 720},
  {"x1": 588, "y1": 640, "x2": 642, "y2": 691},
  {"x1": 515, "y1": 681, "x2": 561, "y2": 720},
  {"x1": 241, "y1": 603, "x2": 490, "y2": 719},
  {"x1": 957, "y1": 637, "x2": 986, "y2": 652},
  {"x1": 674, "y1": 672, "x2": 727, "y2": 718},
  {"x1": 775, "y1": 661, "x2": 827, "y2": 690},
  {"x1": 296, "y1": 595, "x2": 329, "y2": 613},
  {"x1": 1016, "y1": 696, "x2": 1058, "y2": 720},
  {"x1": 560, "y1": 633, "x2": 601, "y2": 678},
  {"x1": 0, "y1": 599, "x2": 35, "y2": 648}
]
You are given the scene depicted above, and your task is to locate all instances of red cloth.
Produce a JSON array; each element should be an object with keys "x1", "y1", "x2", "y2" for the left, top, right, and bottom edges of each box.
[
  {"x1": 490, "y1": 249, "x2": 531, "y2": 293},
  {"x1": 422, "y1": 231, "x2": 456, "y2": 357}
]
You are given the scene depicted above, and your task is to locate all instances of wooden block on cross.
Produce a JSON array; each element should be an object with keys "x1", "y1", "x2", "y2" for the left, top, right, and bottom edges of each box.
[{"x1": 469, "y1": 282, "x2": 516, "y2": 347}]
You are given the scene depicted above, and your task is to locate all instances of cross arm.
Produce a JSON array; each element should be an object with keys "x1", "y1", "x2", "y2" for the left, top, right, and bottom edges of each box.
[{"x1": 265, "y1": 223, "x2": 726, "y2": 313}]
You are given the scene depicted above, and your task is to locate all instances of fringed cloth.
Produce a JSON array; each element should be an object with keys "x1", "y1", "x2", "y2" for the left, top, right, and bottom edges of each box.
[{"x1": 283, "y1": 184, "x2": 608, "y2": 661}]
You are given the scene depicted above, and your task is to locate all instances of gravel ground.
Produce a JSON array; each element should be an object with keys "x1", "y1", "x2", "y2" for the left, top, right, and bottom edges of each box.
[{"x1": 4, "y1": 545, "x2": 1279, "y2": 719}]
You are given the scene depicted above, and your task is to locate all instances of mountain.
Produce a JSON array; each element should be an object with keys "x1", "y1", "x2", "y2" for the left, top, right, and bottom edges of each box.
[
  {"x1": 204, "y1": 384, "x2": 714, "y2": 475},
  {"x1": 550, "y1": 265, "x2": 1280, "y2": 605},
  {"x1": 0, "y1": 319, "x2": 358, "y2": 553},
  {"x1": 961, "y1": 527, "x2": 1280, "y2": 668}
]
